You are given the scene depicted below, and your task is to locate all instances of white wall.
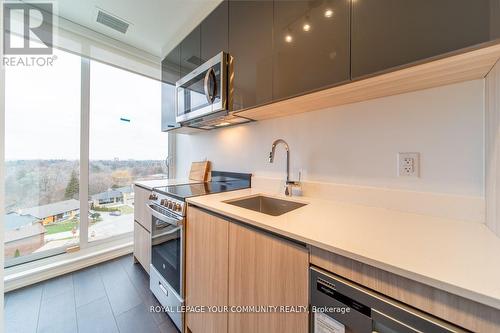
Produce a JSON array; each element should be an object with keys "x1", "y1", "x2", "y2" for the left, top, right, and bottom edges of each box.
[
  {"x1": 176, "y1": 80, "x2": 485, "y2": 197},
  {"x1": 486, "y1": 60, "x2": 500, "y2": 235}
]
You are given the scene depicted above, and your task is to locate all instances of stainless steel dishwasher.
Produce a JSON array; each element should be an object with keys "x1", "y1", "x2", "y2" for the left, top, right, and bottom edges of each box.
[{"x1": 310, "y1": 267, "x2": 469, "y2": 333}]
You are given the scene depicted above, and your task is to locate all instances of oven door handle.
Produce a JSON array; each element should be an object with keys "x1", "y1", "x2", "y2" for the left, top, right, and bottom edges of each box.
[
  {"x1": 157, "y1": 225, "x2": 182, "y2": 236},
  {"x1": 146, "y1": 203, "x2": 182, "y2": 227}
]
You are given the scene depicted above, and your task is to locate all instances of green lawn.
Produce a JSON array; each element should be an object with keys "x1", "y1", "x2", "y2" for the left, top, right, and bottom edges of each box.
[
  {"x1": 45, "y1": 220, "x2": 78, "y2": 235},
  {"x1": 45, "y1": 205, "x2": 133, "y2": 235},
  {"x1": 92, "y1": 205, "x2": 133, "y2": 215},
  {"x1": 116, "y1": 205, "x2": 133, "y2": 215}
]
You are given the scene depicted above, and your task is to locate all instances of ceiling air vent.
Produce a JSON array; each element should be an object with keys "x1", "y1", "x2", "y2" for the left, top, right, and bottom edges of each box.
[{"x1": 96, "y1": 10, "x2": 129, "y2": 34}]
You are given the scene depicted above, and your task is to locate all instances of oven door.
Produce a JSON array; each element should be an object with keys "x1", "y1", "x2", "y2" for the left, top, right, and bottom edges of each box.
[
  {"x1": 150, "y1": 207, "x2": 183, "y2": 298},
  {"x1": 176, "y1": 52, "x2": 228, "y2": 124}
]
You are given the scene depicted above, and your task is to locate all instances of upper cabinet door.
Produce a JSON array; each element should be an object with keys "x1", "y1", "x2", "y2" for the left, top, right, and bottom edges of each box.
[
  {"x1": 201, "y1": 1, "x2": 229, "y2": 62},
  {"x1": 180, "y1": 26, "x2": 201, "y2": 77},
  {"x1": 273, "y1": 0, "x2": 350, "y2": 100},
  {"x1": 229, "y1": 0, "x2": 273, "y2": 111},
  {"x1": 352, "y1": 0, "x2": 496, "y2": 79},
  {"x1": 161, "y1": 45, "x2": 181, "y2": 131}
]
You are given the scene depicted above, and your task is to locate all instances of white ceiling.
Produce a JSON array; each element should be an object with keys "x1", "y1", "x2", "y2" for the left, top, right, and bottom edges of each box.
[{"x1": 54, "y1": 0, "x2": 222, "y2": 58}]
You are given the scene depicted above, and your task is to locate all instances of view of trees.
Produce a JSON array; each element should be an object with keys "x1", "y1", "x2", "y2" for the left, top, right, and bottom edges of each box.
[
  {"x1": 5, "y1": 159, "x2": 167, "y2": 212},
  {"x1": 65, "y1": 170, "x2": 80, "y2": 199}
]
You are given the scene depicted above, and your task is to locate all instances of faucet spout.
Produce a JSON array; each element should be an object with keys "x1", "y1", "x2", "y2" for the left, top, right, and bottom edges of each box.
[{"x1": 269, "y1": 139, "x2": 290, "y2": 183}]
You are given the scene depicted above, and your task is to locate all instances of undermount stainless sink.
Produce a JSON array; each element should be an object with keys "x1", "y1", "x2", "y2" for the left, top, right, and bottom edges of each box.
[{"x1": 224, "y1": 195, "x2": 307, "y2": 216}]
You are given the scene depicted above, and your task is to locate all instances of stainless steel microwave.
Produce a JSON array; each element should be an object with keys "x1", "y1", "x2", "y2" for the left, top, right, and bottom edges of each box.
[{"x1": 175, "y1": 52, "x2": 232, "y2": 124}]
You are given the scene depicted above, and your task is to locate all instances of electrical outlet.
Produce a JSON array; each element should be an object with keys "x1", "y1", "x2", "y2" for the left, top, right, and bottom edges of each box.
[{"x1": 398, "y1": 152, "x2": 420, "y2": 177}]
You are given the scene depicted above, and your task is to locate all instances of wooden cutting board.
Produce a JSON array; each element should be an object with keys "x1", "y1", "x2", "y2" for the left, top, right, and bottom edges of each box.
[{"x1": 189, "y1": 161, "x2": 210, "y2": 182}]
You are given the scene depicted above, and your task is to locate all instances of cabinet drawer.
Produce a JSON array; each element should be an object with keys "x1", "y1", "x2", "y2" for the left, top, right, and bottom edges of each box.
[
  {"x1": 133, "y1": 221, "x2": 151, "y2": 273},
  {"x1": 134, "y1": 185, "x2": 151, "y2": 232},
  {"x1": 150, "y1": 265, "x2": 182, "y2": 329}
]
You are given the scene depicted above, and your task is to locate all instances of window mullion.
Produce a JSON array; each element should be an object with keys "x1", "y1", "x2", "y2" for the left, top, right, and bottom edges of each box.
[{"x1": 79, "y1": 57, "x2": 90, "y2": 248}]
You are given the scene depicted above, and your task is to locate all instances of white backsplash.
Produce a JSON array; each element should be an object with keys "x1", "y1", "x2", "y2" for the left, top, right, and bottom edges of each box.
[
  {"x1": 175, "y1": 79, "x2": 486, "y2": 220},
  {"x1": 250, "y1": 177, "x2": 484, "y2": 222}
]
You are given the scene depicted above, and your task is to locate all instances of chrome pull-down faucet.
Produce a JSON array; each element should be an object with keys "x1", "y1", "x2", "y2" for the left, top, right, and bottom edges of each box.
[{"x1": 269, "y1": 139, "x2": 300, "y2": 196}]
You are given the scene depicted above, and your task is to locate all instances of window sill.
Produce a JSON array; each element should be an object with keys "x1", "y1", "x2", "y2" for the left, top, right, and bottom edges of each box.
[{"x1": 4, "y1": 236, "x2": 133, "y2": 292}]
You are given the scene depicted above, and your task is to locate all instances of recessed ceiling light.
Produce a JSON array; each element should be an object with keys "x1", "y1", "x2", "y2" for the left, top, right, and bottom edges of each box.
[
  {"x1": 302, "y1": 23, "x2": 311, "y2": 32},
  {"x1": 215, "y1": 122, "x2": 231, "y2": 127},
  {"x1": 324, "y1": 9, "x2": 334, "y2": 18},
  {"x1": 285, "y1": 34, "x2": 293, "y2": 43}
]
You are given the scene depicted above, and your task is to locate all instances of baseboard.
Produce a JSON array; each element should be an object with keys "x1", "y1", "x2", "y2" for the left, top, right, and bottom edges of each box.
[{"x1": 4, "y1": 240, "x2": 133, "y2": 292}]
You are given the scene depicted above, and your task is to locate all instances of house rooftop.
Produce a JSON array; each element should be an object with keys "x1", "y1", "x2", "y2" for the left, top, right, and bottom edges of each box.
[
  {"x1": 5, "y1": 222, "x2": 45, "y2": 243},
  {"x1": 115, "y1": 185, "x2": 133, "y2": 194},
  {"x1": 91, "y1": 189, "x2": 123, "y2": 201},
  {"x1": 21, "y1": 199, "x2": 80, "y2": 219},
  {"x1": 5, "y1": 212, "x2": 39, "y2": 231}
]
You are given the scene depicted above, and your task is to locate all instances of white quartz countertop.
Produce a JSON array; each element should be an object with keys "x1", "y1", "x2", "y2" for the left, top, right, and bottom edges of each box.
[
  {"x1": 187, "y1": 188, "x2": 500, "y2": 310},
  {"x1": 134, "y1": 178, "x2": 198, "y2": 190}
]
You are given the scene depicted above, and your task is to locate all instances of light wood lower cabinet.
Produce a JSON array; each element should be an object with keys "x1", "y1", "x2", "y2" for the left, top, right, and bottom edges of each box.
[
  {"x1": 185, "y1": 206, "x2": 229, "y2": 333},
  {"x1": 133, "y1": 221, "x2": 151, "y2": 274},
  {"x1": 133, "y1": 185, "x2": 152, "y2": 273},
  {"x1": 310, "y1": 246, "x2": 500, "y2": 333},
  {"x1": 228, "y1": 221, "x2": 309, "y2": 333},
  {"x1": 185, "y1": 206, "x2": 309, "y2": 333}
]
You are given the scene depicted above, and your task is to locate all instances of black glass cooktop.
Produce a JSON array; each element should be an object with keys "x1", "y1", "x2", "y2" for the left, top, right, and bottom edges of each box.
[{"x1": 153, "y1": 171, "x2": 251, "y2": 200}]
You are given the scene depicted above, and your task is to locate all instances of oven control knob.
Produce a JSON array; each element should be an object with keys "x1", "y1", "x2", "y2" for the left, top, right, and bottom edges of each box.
[
  {"x1": 176, "y1": 203, "x2": 182, "y2": 212},
  {"x1": 160, "y1": 199, "x2": 166, "y2": 206},
  {"x1": 149, "y1": 193, "x2": 156, "y2": 200},
  {"x1": 168, "y1": 201, "x2": 173, "y2": 209}
]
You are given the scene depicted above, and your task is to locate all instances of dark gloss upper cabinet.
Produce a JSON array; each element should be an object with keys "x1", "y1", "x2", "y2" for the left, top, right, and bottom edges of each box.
[
  {"x1": 201, "y1": 1, "x2": 228, "y2": 62},
  {"x1": 351, "y1": 0, "x2": 497, "y2": 79},
  {"x1": 229, "y1": 0, "x2": 273, "y2": 111},
  {"x1": 273, "y1": 0, "x2": 350, "y2": 100},
  {"x1": 161, "y1": 45, "x2": 181, "y2": 131},
  {"x1": 180, "y1": 26, "x2": 201, "y2": 77}
]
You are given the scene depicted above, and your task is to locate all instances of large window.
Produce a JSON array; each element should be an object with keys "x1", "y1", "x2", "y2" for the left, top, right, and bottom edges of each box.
[
  {"x1": 4, "y1": 41, "x2": 167, "y2": 266},
  {"x1": 5, "y1": 40, "x2": 81, "y2": 265},
  {"x1": 88, "y1": 60, "x2": 167, "y2": 242}
]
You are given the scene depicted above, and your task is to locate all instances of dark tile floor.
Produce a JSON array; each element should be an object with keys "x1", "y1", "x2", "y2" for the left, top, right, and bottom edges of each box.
[{"x1": 4, "y1": 254, "x2": 179, "y2": 333}]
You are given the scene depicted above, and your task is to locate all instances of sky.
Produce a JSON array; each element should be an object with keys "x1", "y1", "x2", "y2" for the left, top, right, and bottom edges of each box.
[{"x1": 5, "y1": 35, "x2": 168, "y2": 161}]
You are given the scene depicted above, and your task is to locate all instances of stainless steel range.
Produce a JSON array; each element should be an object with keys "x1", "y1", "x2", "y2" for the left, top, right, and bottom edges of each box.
[{"x1": 148, "y1": 171, "x2": 251, "y2": 331}]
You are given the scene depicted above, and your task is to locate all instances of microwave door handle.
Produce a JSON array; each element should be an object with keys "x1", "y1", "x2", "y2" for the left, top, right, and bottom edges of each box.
[{"x1": 204, "y1": 68, "x2": 216, "y2": 104}]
